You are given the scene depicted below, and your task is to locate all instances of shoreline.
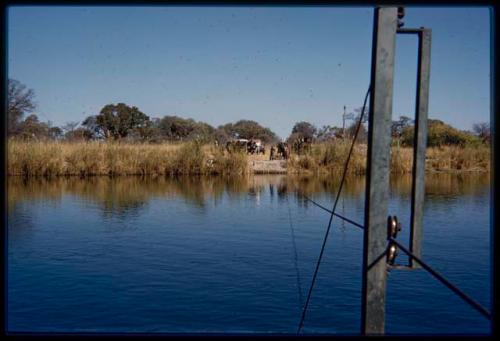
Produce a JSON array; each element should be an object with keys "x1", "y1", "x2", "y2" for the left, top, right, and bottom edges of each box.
[
  {"x1": 7, "y1": 140, "x2": 491, "y2": 177},
  {"x1": 6, "y1": 165, "x2": 491, "y2": 177}
]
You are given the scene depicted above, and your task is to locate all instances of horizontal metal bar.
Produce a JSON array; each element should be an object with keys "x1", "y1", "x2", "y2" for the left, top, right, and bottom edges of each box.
[
  {"x1": 397, "y1": 28, "x2": 425, "y2": 34},
  {"x1": 388, "y1": 264, "x2": 416, "y2": 271},
  {"x1": 390, "y1": 237, "x2": 492, "y2": 321}
]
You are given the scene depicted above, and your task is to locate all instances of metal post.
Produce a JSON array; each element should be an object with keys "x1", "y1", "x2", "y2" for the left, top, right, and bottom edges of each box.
[
  {"x1": 361, "y1": 7, "x2": 398, "y2": 335},
  {"x1": 343, "y1": 105, "x2": 346, "y2": 138},
  {"x1": 409, "y1": 29, "x2": 431, "y2": 268}
]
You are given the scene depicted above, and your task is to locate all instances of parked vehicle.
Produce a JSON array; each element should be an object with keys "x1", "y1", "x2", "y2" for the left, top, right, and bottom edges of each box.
[{"x1": 227, "y1": 138, "x2": 265, "y2": 155}]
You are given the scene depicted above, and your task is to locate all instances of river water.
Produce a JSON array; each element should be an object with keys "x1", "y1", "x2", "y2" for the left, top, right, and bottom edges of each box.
[{"x1": 7, "y1": 173, "x2": 491, "y2": 335}]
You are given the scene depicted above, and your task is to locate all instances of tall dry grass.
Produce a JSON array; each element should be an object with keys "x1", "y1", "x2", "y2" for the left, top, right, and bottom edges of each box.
[
  {"x1": 7, "y1": 140, "x2": 490, "y2": 177},
  {"x1": 289, "y1": 142, "x2": 490, "y2": 174},
  {"x1": 7, "y1": 140, "x2": 248, "y2": 177},
  {"x1": 288, "y1": 140, "x2": 367, "y2": 175},
  {"x1": 391, "y1": 145, "x2": 491, "y2": 173},
  {"x1": 424, "y1": 145, "x2": 490, "y2": 172}
]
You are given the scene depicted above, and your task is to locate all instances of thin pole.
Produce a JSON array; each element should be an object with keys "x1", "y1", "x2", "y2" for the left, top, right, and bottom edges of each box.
[
  {"x1": 343, "y1": 105, "x2": 346, "y2": 138},
  {"x1": 409, "y1": 28, "x2": 432, "y2": 267}
]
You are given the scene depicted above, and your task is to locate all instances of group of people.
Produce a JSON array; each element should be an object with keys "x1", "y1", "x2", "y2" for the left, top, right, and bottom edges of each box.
[
  {"x1": 291, "y1": 137, "x2": 312, "y2": 155},
  {"x1": 221, "y1": 137, "x2": 311, "y2": 160},
  {"x1": 269, "y1": 142, "x2": 290, "y2": 160}
]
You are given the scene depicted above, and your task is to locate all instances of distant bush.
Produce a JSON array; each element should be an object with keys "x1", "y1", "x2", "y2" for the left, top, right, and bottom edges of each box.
[
  {"x1": 401, "y1": 119, "x2": 483, "y2": 147},
  {"x1": 220, "y1": 120, "x2": 279, "y2": 144}
]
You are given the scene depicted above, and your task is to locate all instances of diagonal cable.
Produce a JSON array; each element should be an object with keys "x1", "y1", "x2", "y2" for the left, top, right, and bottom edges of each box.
[
  {"x1": 300, "y1": 194, "x2": 364, "y2": 230},
  {"x1": 299, "y1": 195, "x2": 492, "y2": 322},
  {"x1": 390, "y1": 237, "x2": 491, "y2": 320},
  {"x1": 297, "y1": 84, "x2": 372, "y2": 334}
]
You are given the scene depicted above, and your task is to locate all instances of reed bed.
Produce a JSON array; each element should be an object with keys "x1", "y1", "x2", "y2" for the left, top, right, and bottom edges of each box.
[
  {"x1": 7, "y1": 140, "x2": 490, "y2": 177},
  {"x1": 424, "y1": 145, "x2": 490, "y2": 172},
  {"x1": 390, "y1": 145, "x2": 490, "y2": 173},
  {"x1": 7, "y1": 140, "x2": 248, "y2": 177},
  {"x1": 288, "y1": 140, "x2": 367, "y2": 175},
  {"x1": 288, "y1": 142, "x2": 490, "y2": 175}
]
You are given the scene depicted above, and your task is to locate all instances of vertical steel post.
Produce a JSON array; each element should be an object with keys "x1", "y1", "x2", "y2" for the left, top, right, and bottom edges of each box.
[
  {"x1": 361, "y1": 7, "x2": 397, "y2": 335},
  {"x1": 343, "y1": 105, "x2": 346, "y2": 138},
  {"x1": 409, "y1": 29, "x2": 431, "y2": 268}
]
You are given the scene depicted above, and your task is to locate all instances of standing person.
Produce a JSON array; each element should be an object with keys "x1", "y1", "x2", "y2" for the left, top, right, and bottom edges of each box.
[{"x1": 270, "y1": 145, "x2": 275, "y2": 160}]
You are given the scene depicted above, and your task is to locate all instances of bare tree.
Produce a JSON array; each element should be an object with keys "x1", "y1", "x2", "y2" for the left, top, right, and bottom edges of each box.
[
  {"x1": 342, "y1": 106, "x2": 369, "y2": 139},
  {"x1": 472, "y1": 122, "x2": 490, "y2": 143},
  {"x1": 62, "y1": 121, "x2": 79, "y2": 134},
  {"x1": 8, "y1": 79, "x2": 36, "y2": 135}
]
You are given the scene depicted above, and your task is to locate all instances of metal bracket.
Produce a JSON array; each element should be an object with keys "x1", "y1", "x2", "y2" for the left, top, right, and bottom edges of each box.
[{"x1": 386, "y1": 216, "x2": 402, "y2": 265}]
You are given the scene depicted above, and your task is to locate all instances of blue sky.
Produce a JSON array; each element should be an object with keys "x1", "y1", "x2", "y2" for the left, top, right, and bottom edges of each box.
[{"x1": 8, "y1": 6, "x2": 491, "y2": 139}]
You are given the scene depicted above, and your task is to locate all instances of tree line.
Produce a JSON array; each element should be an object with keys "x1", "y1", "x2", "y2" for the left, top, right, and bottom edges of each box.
[
  {"x1": 7, "y1": 79, "x2": 280, "y2": 145},
  {"x1": 8, "y1": 79, "x2": 490, "y2": 147}
]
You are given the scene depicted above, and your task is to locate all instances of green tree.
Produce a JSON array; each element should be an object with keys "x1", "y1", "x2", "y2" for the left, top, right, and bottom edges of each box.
[
  {"x1": 291, "y1": 121, "x2": 317, "y2": 141},
  {"x1": 82, "y1": 103, "x2": 150, "y2": 140},
  {"x1": 156, "y1": 116, "x2": 216, "y2": 142},
  {"x1": 17, "y1": 114, "x2": 49, "y2": 140},
  {"x1": 135, "y1": 119, "x2": 161, "y2": 141},
  {"x1": 48, "y1": 126, "x2": 63, "y2": 139},
  {"x1": 188, "y1": 122, "x2": 215, "y2": 142},
  {"x1": 221, "y1": 120, "x2": 278, "y2": 144},
  {"x1": 158, "y1": 116, "x2": 196, "y2": 140}
]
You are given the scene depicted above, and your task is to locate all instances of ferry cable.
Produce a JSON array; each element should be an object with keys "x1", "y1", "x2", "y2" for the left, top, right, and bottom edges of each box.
[
  {"x1": 298, "y1": 196, "x2": 492, "y2": 321},
  {"x1": 300, "y1": 194, "x2": 364, "y2": 230},
  {"x1": 389, "y1": 237, "x2": 492, "y2": 320},
  {"x1": 297, "y1": 84, "x2": 372, "y2": 334}
]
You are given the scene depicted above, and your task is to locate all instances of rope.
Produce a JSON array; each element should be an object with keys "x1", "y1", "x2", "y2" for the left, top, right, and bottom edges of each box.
[
  {"x1": 390, "y1": 237, "x2": 492, "y2": 320},
  {"x1": 297, "y1": 84, "x2": 372, "y2": 334}
]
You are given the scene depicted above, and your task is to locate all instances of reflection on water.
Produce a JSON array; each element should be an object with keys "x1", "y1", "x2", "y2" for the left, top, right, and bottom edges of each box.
[
  {"x1": 8, "y1": 173, "x2": 490, "y2": 219},
  {"x1": 7, "y1": 173, "x2": 491, "y2": 334},
  {"x1": 390, "y1": 172, "x2": 490, "y2": 198}
]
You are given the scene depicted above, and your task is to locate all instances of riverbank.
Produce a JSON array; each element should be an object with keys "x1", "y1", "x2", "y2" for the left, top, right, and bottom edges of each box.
[
  {"x1": 7, "y1": 140, "x2": 490, "y2": 177},
  {"x1": 7, "y1": 140, "x2": 247, "y2": 176},
  {"x1": 287, "y1": 142, "x2": 490, "y2": 175}
]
